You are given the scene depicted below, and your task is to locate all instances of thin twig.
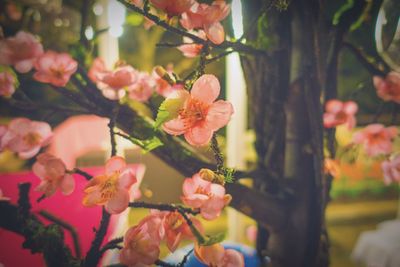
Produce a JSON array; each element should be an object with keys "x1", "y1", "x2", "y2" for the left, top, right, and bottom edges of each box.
[
  {"x1": 39, "y1": 210, "x2": 82, "y2": 259},
  {"x1": 109, "y1": 105, "x2": 120, "y2": 157},
  {"x1": 70, "y1": 168, "x2": 93, "y2": 180},
  {"x1": 210, "y1": 134, "x2": 224, "y2": 174},
  {"x1": 99, "y1": 237, "x2": 124, "y2": 257},
  {"x1": 343, "y1": 42, "x2": 387, "y2": 76},
  {"x1": 128, "y1": 201, "x2": 199, "y2": 215}
]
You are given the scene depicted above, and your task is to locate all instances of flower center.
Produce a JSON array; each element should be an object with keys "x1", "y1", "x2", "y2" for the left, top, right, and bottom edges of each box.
[
  {"x1": 195, "y1": 186, "x2": 212, "y2": 197},
  {"x1": 23, "y1": 132, "x2": 42, "y2": 146},
  {"x1": 99, "y1": 172, "x2": 119, "y2": 201},
  {"x1": 50, "y1": 67, "x2": 65, "y2": 79},
  {"x1": 179, "y1": 98, "x2": 208, "y2": 127}
]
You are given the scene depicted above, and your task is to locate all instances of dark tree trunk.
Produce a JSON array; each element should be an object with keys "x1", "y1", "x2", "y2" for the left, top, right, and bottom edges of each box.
[{"x1": 240, "y1": 1, "x2": 327, "y2": 266}]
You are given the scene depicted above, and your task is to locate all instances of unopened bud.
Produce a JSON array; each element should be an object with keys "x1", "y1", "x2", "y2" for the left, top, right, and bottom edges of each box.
[
  {"x1": 199, "y1": 168, "x2": 225, "y2": 185},
  {"x1": 199, "y1": 168, "x2": 215, "y2": 182},
  {"x1": 154, "y1": 65, "x2": 176, "y2": 85}
]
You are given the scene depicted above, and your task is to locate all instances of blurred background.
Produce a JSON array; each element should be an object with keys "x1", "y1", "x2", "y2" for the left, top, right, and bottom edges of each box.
[{"x1": 0, "y1": 0, "x2": 400, "y2": 266}]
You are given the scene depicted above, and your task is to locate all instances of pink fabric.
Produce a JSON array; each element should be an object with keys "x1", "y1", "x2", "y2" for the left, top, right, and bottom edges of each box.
[
  {"x1": 48, "y1": 115, "x2": 110, "y2": 169},
  {"x1": 0, "y1": 168, "x2": 118, "y2": 266}
]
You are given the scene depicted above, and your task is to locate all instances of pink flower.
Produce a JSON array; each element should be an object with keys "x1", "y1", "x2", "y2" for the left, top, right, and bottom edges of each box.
[
  {"x1": 194, "y1": 243, "x2": 244, "y2": 267},
  {"x1": 150, "y1": 210, "x2": 200, "y2": 252},
  {"x1": 1, "y1": 118, "x2": 52, "y2": 159},
  {"x1": 33, "y1": 51, "x2": 78, "y2": 87},
  {"x1": 33, "y1": 153, "x2": 75, "y2": 197},
  {"x1": 352, "y1": 124, "x2": 398, "y2": 157},
  {"x1": 0, "y1": 71, "x2": 16, "y2": 97},
  {"x1": 373, "y1": 72, "x2": 400, "y2": 103},
  {"x1": 163, "y1": 74, "x2": 233, "y2": 146},
  {"x1": 120, "y1": 214, "x2": 163, "y2": 266},
  {"x1": 323, "y1": 99, "x2": 358, "y2": 129},
  {"x1": 181, "y1": 173, "x2": 231, "y2": 220},
  {"x1": 0, "y1": 31, "x2": 43, "y2": 73},
  {"x1": 82, "y1": 156, "x2": 144, "y2": 214},
  {"x1": 127, "y1": 72, "x2": 155, "y2": 102},
  {"x1": 180, "y1": 1, "x2": 230, "y2": 44},
  {"x1": 0, "y1": 188, "x2": 10, "y2": 202},
  {"x1": 153, "y1": 65, "x2": 183, "y2": 98},
  {"x1": 150, "y1": 0, "x2": 195, "y2": 17},
  {"x1": 0, "y1": 125, "x2": 7, "y2": 152},
  {"x1": 177, "y1": 30, "x2": 206, "y2": 58},
  {"x1": 381, "y1": 155, "x2": 400, "y2": 185},
  {"x1": 96, "y1": 65, "x2": 138, "y2": 100},
  {"x1": 88, "y1": 57, "x2": 106, "y2": 82}
]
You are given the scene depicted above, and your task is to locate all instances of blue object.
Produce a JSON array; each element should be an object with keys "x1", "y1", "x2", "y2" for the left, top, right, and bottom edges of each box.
[{"x1": 163, "y1": 242, "x2": 263, "y2": 266}]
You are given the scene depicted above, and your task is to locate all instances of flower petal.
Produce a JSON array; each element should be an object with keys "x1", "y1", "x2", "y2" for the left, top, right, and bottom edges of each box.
[
  {"x1": 119, "y1": 168, "x2": 138, "y2": 189},
  {"x1": 206, "y1": 100, "x2": 234, "y2": 131},
  {"x1": 184, "y1": 124, "x2": 213, "y2": 146},
  {"x1": 105, "y1": 189, "x2": 129, "y2": 214},
  {"x1": 163, "y1": 118, "x2": 187, "y2": 135},
  {"x1": 61, "y1": 174, "x2": 75, "y2": 195},
  {"x1": 191, "y1": 74, "x2": 220, "y2": 104},
  {"x1": 105, "y1": 156, "x2": 127, "y2": 174},
  {"x1": 204, "y1": 22, "x2": 225, "y2": 44}
]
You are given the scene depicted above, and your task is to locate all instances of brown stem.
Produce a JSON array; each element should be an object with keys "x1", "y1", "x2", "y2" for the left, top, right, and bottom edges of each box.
[
  {"x1": 343, "y1": 42, "x2": 387, "y2": 76},
  {"x1": 84, "y1": 208, "x2": 111, "y2": 267}
]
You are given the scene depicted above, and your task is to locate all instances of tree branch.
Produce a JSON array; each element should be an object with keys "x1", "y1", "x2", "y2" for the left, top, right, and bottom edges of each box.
[
  {"x1": 116, "y1": 0, "x2": 268, "y2": 56},
  {"x1": 343, "y1": 42, "x2": 387, "y2": 76},
  {"x1": 39, "y1": 210, "x2": 82, "y2": 259},
  {"x1": 0, "y1": 183, "x2": 79, "y2": 267}
]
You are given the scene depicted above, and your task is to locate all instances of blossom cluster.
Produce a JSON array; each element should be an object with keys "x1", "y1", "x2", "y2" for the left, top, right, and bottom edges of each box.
[
  {"x1": 323, "y1": 71, "x2": 400, "y2": 185},
  {"x1": 88, "y1": 58, "x2": 183, "y2": 101},
  {"x1": 132, "y1": 0, "x2": 231, "y2": 57}
]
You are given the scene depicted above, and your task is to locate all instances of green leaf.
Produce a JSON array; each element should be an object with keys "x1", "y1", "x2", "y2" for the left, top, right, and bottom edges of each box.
[
  {"x1": 223, "y1": 167, "x2": 235, "y2": 183},
  {"x1": 332, "y1": 0, "x2": 354, "y2": 25},
  {"x1": 127, "y1": 136, "x2": 164, "y2": 153},
  {"x1": 154, "y1": 97, "x2": 185, "y2": 129},
  {"x1": 200, "y1": 232, "x2": 226, "y2": 246},
  {"x1": 126, "y1": 13, "x2": 144, "y2": 26}
]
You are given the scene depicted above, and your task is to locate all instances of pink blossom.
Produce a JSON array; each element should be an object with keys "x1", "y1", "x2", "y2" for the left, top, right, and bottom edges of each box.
[
  {"x1": 33, "y1": 51, "x2": 78, "y2": 87},
  {"x1": 150, "y1": 0, "x2": 195, "y2": 17},
  {"x1": 163, "y1": 74, "x2": 233, "y2": 146},
  {"x1": 181, "y1": 173, "x2": 231, "y2": 220},
  {"x1": 0, "y1": 188, "x2": 10, "y2": 202},
  {"x1": 1, "y1": 118, "x2": 52, "y2": 159},
  {"x1": 82, "y1": 156, "x2": 144, "y2": 214},
  {"x1": 373, "y1": 72, "x2": 400, "y2": 103},
  {"x1": 0, "y1": 71, "x2": 16, "y2": 97},
  {"x1": 88, "y1": 57, "x2": 106, "y2": 82},
  {"x1": 352, "y1": 124, "x2": 398, "y2": 157},
  {"x1": 96, "y1": 65, "x2": 138, "y2": 100},
  {"x1": 194, "y1": 243, "x2": 244, "y2": 267},
  {"x1": 381, "y1": 155, "x2": 400, "y2": 185},
  {"x1": 323, "y1": 99, "x2": 358, "y2": 129},
  {"x1": 127, "y1": 72, "x2": 155, "y2": 102},
  {"x1": 177, "y1": 30, "x2": 206, "y2": 58},
  {"x1": 180, "y1": 1, "x2": 230, "y2": 44},
  {"x1": 153, "y1": 65, "x2": 183, "y2": 98},
  {"x1": 0, "y1": 125, "x2": 7, "y2": 152},
  {"x1": 0, "y1": 31, "x2": 43, "y2": 73},
  {"x1": 150, "y1": 210, "x2": 201, "y2": 252},
  {"x1": 33, "y1": 153, "x2": 75, "y2": 197},
  {"x1": 120, "y1": 214, "x2": 163, "y2": 266}
]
